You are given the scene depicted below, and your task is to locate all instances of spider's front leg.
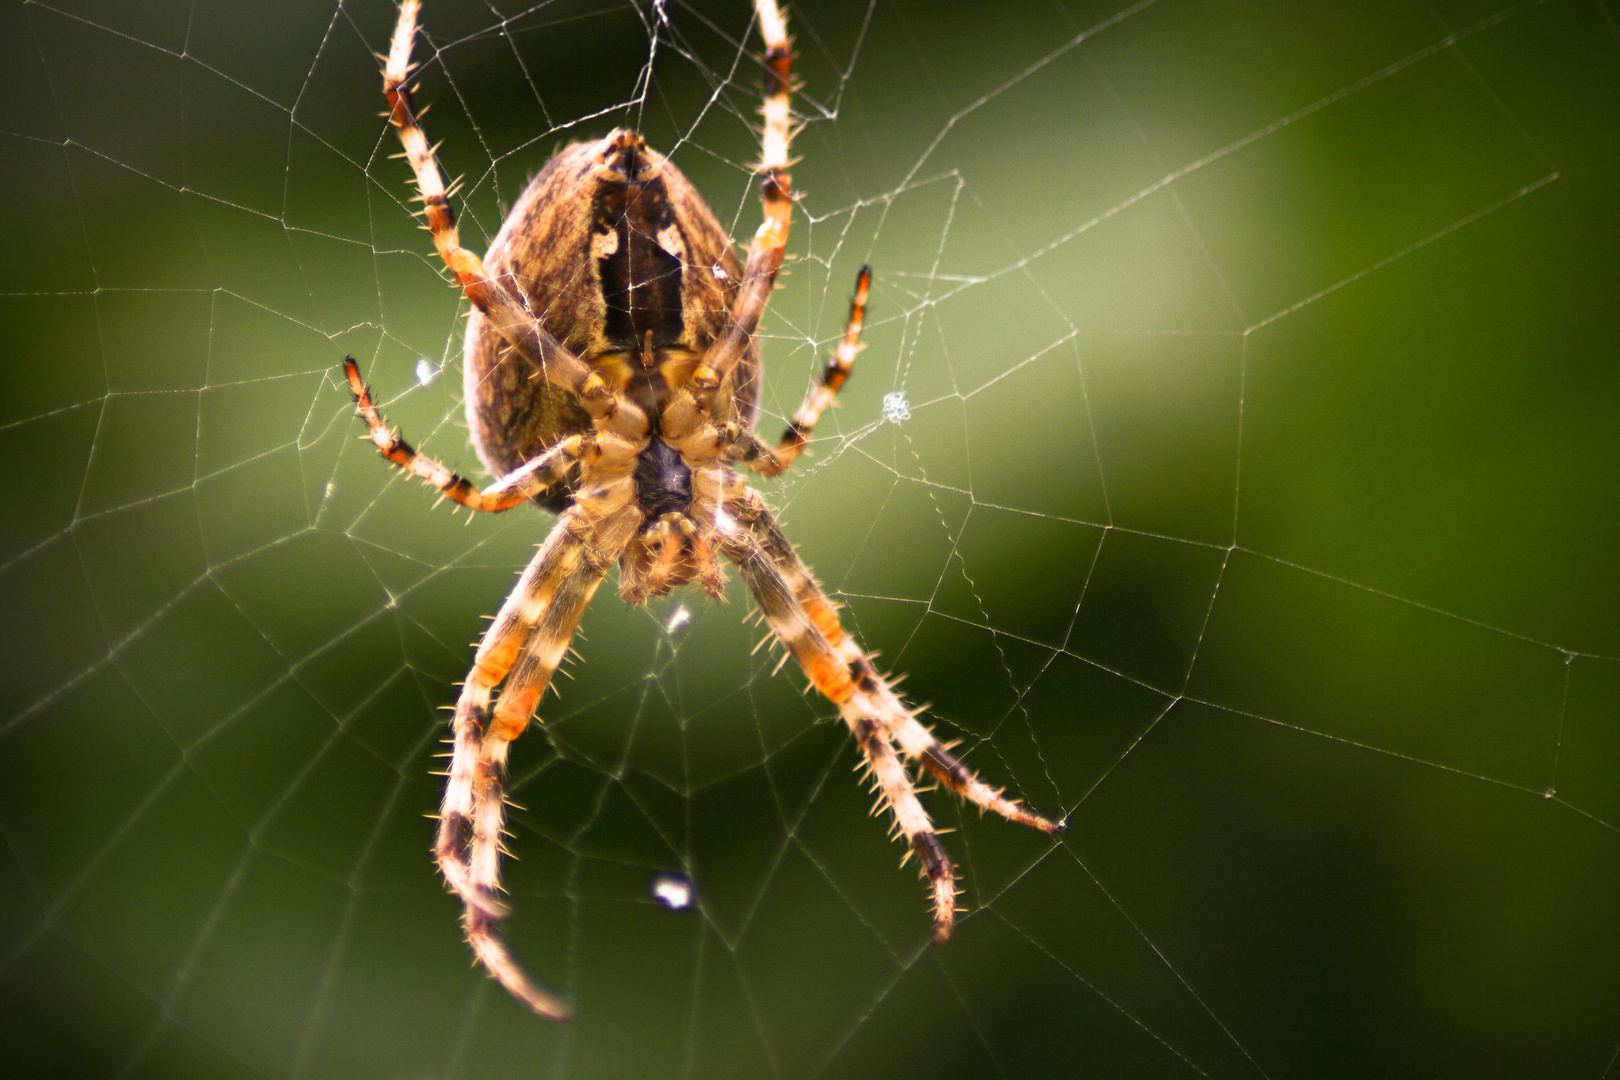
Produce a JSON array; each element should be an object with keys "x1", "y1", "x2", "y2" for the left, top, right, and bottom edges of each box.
[
  {"x1": 714, "y1": 508, "x2": 959, "y2": 936},
  {"x1": 734, "y1": 492, "x2": 1065, "y2": 834},
  {"x1": 718, "y1": 489, "x2": 1064, "y2": 940},
  {"x1": 435, "y1": 487, "x2": 641, "y2": 1021}
]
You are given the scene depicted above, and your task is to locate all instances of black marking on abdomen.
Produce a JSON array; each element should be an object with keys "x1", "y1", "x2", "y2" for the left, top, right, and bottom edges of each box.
[{"x1": 595, "y1": 170, "x2": 685, "y2": 350}]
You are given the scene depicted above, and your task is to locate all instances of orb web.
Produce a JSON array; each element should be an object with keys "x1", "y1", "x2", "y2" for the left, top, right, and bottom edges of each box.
[{"x1": 1, "y1": 1, "x2": 1617, "y2": 1077}]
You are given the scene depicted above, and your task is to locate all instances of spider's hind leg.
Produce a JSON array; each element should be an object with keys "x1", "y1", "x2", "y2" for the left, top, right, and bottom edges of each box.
[
  {"x1": 703, "y1": 0, "x2": 796, "y2": 385},
  {"x1": 381, "y1": 1, "x2": 640, "y2": 430}
]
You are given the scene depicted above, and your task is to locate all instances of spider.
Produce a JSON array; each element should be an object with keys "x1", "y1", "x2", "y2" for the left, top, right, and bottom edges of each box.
[{"x1": 344, "y1": 0, "x2": 1063, "y2": 1020}]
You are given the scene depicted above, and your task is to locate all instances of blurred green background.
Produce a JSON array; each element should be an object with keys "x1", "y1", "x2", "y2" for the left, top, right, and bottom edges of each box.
[{"x1": 2, "y1": 0, "x2": 1618, "y2": 1076}]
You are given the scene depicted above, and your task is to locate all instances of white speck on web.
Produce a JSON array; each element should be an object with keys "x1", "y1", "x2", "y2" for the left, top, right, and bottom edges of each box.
[
  {"x1": 415, "y1": 358, "x2": 438, "y2": 386},
  {"x1": 881, "y1": 391, "x2": 911, "y2": 423},
  {"x1": 651, "y1": 872, "x2": 694, "y2": 910},
  {"x1": 665, "y1": 606, "x2": 691, "y2": 634}
]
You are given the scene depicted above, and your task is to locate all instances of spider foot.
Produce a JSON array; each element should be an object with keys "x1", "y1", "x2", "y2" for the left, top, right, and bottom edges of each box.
[
  {"x1": 913, "y1": 730, "x2": 1066, "y2": 836},
  {"x1": 911, "y1": 833, "x2": 957, "y2": 944},
  {"x1": 464, "y1": 911, "x2": 573, "y2": 1022}
]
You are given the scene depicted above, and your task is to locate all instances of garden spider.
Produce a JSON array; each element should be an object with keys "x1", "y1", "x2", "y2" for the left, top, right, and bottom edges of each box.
[{"x1": 345, "y1": 0, "x2": 1063, "y2": 1020}]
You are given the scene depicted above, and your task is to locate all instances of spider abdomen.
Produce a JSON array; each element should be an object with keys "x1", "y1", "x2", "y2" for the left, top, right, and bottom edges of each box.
[{"x1": 463, "y1": 129, "x2": 760, "y2": 508}]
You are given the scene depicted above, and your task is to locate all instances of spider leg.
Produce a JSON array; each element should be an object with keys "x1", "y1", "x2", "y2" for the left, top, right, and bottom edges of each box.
[
  {"x1": 728, "y1": 489, "x2": 1065, "y2": 835},
  {"x1": 705, "y1": 0, "x2": 795, "y2": 386},
  {"x1": 344, "y1": 357, "x2": 589, "y2": 510},
  {"x1": 752, "y1": 265, "x2": 871, "y2": 476},
  {"x1": 468, "y1": 504, "x2": 639, "y2": 1020},
  {"x1": 434, "y1": 529, "x2": 575, "y2": 919},
  {"x1": 483, "y1": 433, "x2": 603, "y2": 502},
  {"x1": 715, "y1": 509, "x2": 958, "y2": 940},
  {"x1": 438, "y1": 498, "x2": 640, "y2": 1020},
  {"x1": 383, "y1": 2, "x2": 645, "y2": 437}
]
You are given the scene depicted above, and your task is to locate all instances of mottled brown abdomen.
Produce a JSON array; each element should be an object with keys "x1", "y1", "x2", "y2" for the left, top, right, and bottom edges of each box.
[{"x1": 463, "y1": 130, "x2": 759, "y2": 511}]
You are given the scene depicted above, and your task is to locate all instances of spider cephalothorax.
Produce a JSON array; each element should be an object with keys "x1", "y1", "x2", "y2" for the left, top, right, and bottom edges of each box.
[{"x1": 344, "y1": 0, "x2": 1062, "y2": 1021}]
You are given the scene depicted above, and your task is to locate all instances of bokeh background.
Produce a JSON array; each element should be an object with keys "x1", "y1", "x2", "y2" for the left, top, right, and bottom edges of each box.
[{"x1": 3, "y1": 0, "x2": 1618, "y2": 1077}]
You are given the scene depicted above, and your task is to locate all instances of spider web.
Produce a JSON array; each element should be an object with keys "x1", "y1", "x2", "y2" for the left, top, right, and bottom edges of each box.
[{"x1": 3, "y1": 0, "x2": 1618, "y2": 1075}]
